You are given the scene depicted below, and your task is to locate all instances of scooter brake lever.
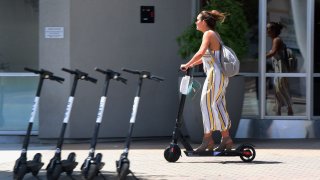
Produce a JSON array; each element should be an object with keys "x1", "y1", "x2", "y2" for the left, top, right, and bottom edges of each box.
[
  {"x1": 117, "y1": 77, "x2": 127, "y2": 84},
  {"x1": 150, "y1": 75, "x2": 164, "y2": 82}
]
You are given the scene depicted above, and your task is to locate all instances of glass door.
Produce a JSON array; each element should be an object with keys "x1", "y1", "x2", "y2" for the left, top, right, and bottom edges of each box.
[
  {"x1": 314, "y1": 0, "x2": 320, "y2": 118},
  {"x1": 0, "y1": 0, "x2": 39, "y2": 133},
  {"x1": 261, "y1": 0, "x2": 312, "y2": 119}
]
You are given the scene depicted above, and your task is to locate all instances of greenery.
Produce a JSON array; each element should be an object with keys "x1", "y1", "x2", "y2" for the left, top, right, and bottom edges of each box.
[{"x1": 177, "y1": 0, "x2": 249, "y2": 60}]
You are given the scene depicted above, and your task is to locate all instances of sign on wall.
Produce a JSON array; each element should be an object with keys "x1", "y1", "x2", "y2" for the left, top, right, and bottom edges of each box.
[
  {"x1": 45, "y1": 27, "x2": 64, "y2": 39},
  {"x1": 141, "y1": 6, "x2": 154, "y2": 23}
]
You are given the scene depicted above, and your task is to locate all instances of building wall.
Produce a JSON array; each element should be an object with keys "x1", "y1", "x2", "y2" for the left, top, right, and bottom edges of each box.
[{"x1": 39, "y1": 0, "x2": 192, "y2": 138}]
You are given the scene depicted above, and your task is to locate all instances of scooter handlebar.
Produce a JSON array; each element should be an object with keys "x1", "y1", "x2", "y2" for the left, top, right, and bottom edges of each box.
[
  {"x1": 95, "y1": 67, "x2": 127, "y2": 84},
  {"x1": 85, "y1": 76, "x2": 98, "y2": 83},
  {"x1": 94, "y1": 67, "x2": 106, "y2": 74},
  {"x1": 62, "y1": 68, "x2": 97, "y2": 83},
  {"x1": 122, "y1": 68, "x2": 164, "y2": 82},
  {"x1": 24, "y1": 67, "x2": 41, "y2": 74},
  {"x1": 151, "y1": 75, "x2": 164, "y2": 82},
  {"x1": 179, "y1": 68, "x2": 192, "y2": 76},
  {"x1": 62, "y1": 68, "x2": 76, "y2": 74},
  {"x1": 49, "y1": 75, "x2": 65, "y2": 83},
  {"x1": 117, "y1": 76, "x2": 127, "y2": 84},
  {"x1": 25, "y1": 67, "x2": 65, "y2": 83},
  {"x1": 122, "y1": 68, "x2": 140, "y2": 75}
]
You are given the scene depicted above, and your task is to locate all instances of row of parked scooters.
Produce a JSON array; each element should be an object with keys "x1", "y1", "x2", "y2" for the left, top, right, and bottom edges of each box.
[{"x1": 13, "y1": 67, "x2": 164, "y2": 180}]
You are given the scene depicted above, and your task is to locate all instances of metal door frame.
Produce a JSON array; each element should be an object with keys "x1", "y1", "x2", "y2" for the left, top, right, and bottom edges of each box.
[{"x1": 259, "y1": 0, "x2": 314, "y2": 120}]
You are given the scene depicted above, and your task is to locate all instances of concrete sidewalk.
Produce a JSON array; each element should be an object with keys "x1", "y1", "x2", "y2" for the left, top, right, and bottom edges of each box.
[{"x1": 1, "y1": 139, "x2": 320, "y2": 180}]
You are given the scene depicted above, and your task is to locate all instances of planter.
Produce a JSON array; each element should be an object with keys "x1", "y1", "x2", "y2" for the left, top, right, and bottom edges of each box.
[{"x1": 182, "y1": 75, "x2": 245, "y2": 143}]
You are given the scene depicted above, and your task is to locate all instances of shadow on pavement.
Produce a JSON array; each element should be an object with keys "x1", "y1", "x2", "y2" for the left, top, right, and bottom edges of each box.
[
  {"x1": 176, "y1": 160, "x2": 282, "y2": 165},
  {"x1": 0, "y1": 170, "x2": 140, "y2": 180},
  {"x1": 234, "y1": 139, "x2": 320, "y2": 150}
]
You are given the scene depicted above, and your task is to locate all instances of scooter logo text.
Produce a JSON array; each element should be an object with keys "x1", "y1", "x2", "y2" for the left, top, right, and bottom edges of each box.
[{"x1": 63, "y1": 97, "x2": 74, "y2": 123}]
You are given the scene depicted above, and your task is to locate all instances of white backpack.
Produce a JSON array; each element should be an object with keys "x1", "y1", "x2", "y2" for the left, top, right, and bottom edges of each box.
[{"x1": 210, "y1": 32, "x2": 240, "y2": 77}]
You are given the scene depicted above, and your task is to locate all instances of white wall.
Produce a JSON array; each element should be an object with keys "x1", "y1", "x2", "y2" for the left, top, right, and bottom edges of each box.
[{"x1": 39, "y1": 0, "x2": 192, "y2": 138}]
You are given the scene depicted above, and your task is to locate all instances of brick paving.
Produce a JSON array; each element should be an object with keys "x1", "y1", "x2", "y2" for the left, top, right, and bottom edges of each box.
[{"x1": 0, "y1": 139, "x2": 320, "y2": 180}]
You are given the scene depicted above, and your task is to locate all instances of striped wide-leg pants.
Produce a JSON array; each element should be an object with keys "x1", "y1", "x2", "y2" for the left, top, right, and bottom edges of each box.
[{"x1": 200, "y1": 67, "x2": 230, "y2": 133}]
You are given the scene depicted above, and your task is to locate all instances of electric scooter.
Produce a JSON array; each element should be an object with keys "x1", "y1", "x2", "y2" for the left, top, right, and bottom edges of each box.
[
  {"x1": 81, "y1": 68, "x2": 127, "y2": 180},
  {"x1": 163, "y1": 69, "x2": 256, "y2": 163},
  {"x1": 116, "y1": 68, "x2": 164, "y2": 180},
  {"x1": 46, "y1": 68, "x2": 97, "y2": 180},
  {"x1": 13, "y1": 68, "x2": 64, "y2": 180}
]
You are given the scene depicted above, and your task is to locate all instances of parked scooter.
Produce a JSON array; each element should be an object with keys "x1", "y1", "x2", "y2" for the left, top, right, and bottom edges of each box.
[
  {"x1": 81, "y1": 68, "x2": 127, "y2": 180},
  {"x1": 116, "y1": 68, "x2": 164, "y2": 180},
  {"x1": 13, "y1": 68, "x2": 64, "y2": 180},
  {"x1": 46, "y1": 68, "x2": 97, "y2": 180}
]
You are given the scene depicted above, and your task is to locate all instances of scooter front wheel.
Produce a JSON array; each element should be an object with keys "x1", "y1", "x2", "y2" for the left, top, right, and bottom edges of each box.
[
  {"x1": 47, "y1": 164, "x2": 62, "y2": 180},
  {"x1": 82, "y1": 153, "x2": 103, "y2": 180},
  {"x1": 13, "y1": 163, "x2": 27, "y2": 180},
  {"x1": 239, "y1": 145, "x2": 256, "y2": 162},
  {"x1": 164, "y1": 144, "x2": 181, "y2": 162},
  {"x1": 84, "y1": 164, "x2": 99, "y2": 180},
  {"x1": 118, "y1": 162, "x2": 130, "y2": 180}
]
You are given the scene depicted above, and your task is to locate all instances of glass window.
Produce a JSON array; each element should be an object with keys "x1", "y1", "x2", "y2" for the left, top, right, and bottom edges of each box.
[
  {"x1": 0, "y1": 0, "x2": 39, "y2": 132},
  {"x1": 265, "y1": 0, "x2": 307, "y2": 118},
  {"x1": 314, "y1": 0, "x2": 320, "y2": 117},
  {"x1": 242, "y1": 77, "x2": 259, "y2": 116},
  {"x1": 191, "y1": 0, "x2": 259, "y2": 74},
  {"x1": 238, "y1": 0, "x2": 259, "y2": 73},
  {"x1": 265, "y1": 77, "x2": 306, "y2": 116},
  {"x1": 0, "y1": 76, "x2": 38, "y2": 131},
  {"x1": 267, "y1": 0, "x2": 306, "y2": 74},
  {"x1": 314, "y1": 0, "x2": 320, "y2": 73},
  {"x1": 0, "y1": 0, "x2": 39, "y2": 72},
  {"x1": 314, "y1": 78, "x2": 320, "y2": 116}
]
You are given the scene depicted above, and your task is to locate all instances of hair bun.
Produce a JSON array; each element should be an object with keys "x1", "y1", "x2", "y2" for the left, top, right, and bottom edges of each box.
[
  {"x1": 209, "y1": 10, "x2": 226, "y2": 22},
  {"x1": 210, "y1": 10, "x2": 219, "y2": 15}
]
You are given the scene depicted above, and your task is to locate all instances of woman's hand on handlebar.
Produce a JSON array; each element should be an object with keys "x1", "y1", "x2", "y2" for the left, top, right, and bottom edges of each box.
[{"x1": 180, "y1": 64, "x2": 189, "y2": 72}]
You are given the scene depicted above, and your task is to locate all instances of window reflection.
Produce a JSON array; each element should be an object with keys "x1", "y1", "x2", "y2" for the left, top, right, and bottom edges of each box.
[
  {"x1": 242, "y1": 77, "x2": 259, "y2": 116},
  {"x1": 314, "y1": 78, "x2": 320, "y2": 116},
  {"x1": 314, "y1": 0, "x2": 320, "y2": 73},
  {"x1": 267, "y1": 0, "x2": 306, "y2": 73},
  {"x1": 265, "y1": 77, "x2": 306, "y2": 116}
]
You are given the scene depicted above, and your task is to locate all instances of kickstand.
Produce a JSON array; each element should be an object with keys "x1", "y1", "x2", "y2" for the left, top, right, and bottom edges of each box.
[
  {"x1": 67, "y1": 175, "x2": 76, "y2": 180},
  {"x1": 98, "y1": 171, "x2": 107, "y2": 180},
  {"x1": 129, "y1": 170, "x2": 139, "y2": 180}
]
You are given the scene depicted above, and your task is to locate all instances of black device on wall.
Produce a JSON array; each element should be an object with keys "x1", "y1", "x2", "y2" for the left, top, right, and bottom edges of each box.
[{"x1": 141, "y1": 6, "x2": 154, "y2": 23}]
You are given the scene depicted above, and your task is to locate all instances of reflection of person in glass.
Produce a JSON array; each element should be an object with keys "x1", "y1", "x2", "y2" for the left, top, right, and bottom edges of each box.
[{"x1": 266, "y1": 22, "x2": 293, "y2": 116}]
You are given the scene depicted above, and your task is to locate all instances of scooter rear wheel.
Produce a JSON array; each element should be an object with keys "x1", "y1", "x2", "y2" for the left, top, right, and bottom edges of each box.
[
  {"x1": 66, "y1": 152, "x2": 77, "y2": 175},
  {"x1": 31, "y1": 153, "x2": 43, "y2": 176},
  {"x1": 33, "y1": 153, "x2": 42, "y2": 161},
  {"x1": 95, "y1": 153, "x2": 102, "y2": 163},
  {"x1": 239, "y1": 145, "x2": 256, "y2": 162},
  {"x1": 164, "y1": 144, "x2": 181, "y2": 162}
]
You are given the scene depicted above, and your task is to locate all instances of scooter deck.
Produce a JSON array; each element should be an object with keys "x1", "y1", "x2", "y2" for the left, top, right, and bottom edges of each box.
[{"x1": 184, "y1": 150, "x2": 241, "y2": 157}]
